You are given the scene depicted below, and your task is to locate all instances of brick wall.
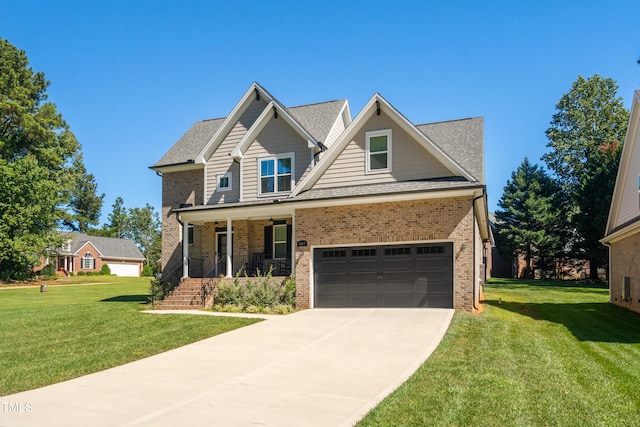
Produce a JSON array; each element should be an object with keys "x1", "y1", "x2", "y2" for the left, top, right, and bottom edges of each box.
[
  {"x1": 161, "y1": 169, "x2": 204, "y2": 275},
  {"x1": 74, "y1": 243, "x2": 102, "y2": 273},
  {"x1": 609, "y1": 231, "x2": 640, "y2": 313},
  {"x1": 294, "y1": 196, "x2": 478, "y2": 311}
]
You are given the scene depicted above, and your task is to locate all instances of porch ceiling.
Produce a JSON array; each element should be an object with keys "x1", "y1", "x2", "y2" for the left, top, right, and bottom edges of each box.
[{"x1": 177, "y1": 203, "x2": 295, "y2": 225}]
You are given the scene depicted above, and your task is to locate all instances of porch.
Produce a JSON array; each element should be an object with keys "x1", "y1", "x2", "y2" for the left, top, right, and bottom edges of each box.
[{"x1": 177, "y1": 209, "x2": 295, "y2": 280}]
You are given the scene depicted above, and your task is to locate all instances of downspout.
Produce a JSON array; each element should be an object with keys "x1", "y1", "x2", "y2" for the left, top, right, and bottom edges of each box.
[{"x1": 471, "y1": 191, "x2": 485, "y2": 311}]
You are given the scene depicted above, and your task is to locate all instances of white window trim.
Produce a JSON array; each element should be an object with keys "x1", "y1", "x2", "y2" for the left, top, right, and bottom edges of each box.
[
  {"x1": 258, "y1": 152, "x2": 295, "y2": 196},
  {"x1": 82, "y1": 253, "x2": 95, "y2": 270},
  {"x1": 216, "y1": 172, "x2": 232, "y2": 192},
  {"x1": 366, "y1": 129, "x2": 392, "y2": 174}
]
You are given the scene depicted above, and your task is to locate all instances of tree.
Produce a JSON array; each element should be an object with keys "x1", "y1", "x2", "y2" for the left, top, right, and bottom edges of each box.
[
  {"x1": 62, "y1": 154, "x2": 104, "y2": 232},
  {"x1": 542, "y1": 75, "x2": 629, "y2": 280},
  {"x1": 105, "y1": 196, "x2": 129, "y2": 238},
  {"x1": 495, "y1": 158, "x2": 565, "y2": 279},
  {"x1": 127, "y1": 204, "x2": 161, "y2": 271},
  {"x1": 0, "y1": 37, "x2": 84, "y2": 279}
]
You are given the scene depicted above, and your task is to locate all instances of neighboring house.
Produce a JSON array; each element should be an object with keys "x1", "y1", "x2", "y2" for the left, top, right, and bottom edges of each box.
[
  {"x1": 51, "y1": 233, "x2": 145, "y2": 277},
  {"x1": 151, "y1": 83, "x2": 490, "y2": 311},
  {"x1": 602, "y1": 89, "x2": 640, "y2": 313}
]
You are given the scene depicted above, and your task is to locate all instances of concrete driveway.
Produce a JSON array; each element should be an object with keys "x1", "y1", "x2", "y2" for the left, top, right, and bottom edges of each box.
[{"x1": 0, "y1": 308, "x2": 453, "y2": 427}]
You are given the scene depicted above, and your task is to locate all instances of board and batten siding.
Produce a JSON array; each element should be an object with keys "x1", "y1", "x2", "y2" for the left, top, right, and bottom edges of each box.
[
  {"x1": 242, "y1": 117, "x2": 313, "y2": 202},
  {"x1": 205, "y1": 98, "x2": 266, "y2": 204},
  {"x1": 312, "y1": 112, "x2": 453, "y2": 190},
  {"x1": 613, "y1": 125, "x2": 640, "y2": 228}
]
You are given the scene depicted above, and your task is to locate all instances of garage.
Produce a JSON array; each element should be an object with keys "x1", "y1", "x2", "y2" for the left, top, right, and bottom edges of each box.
[
  {"x1": 106, "y1": 262, "x2": 141, "y2": 277},
  {"x1": 313, "y1": 242, "x2": 453, "y2": 308}
]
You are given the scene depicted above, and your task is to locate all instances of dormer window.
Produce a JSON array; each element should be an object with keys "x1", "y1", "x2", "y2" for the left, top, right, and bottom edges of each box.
[
  {"x1": 259, "y1": 153, "x2": 294, "y2": 195},
  {"x1": 366, "y1": 129, "x2": 392, "y2": 174},
  {"x1": 62, "y1": 240, "x2": 71, "y2": 252}
]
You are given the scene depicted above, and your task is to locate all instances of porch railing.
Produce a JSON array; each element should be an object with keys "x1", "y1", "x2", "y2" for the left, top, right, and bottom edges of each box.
[{"x1": 209, "y1": 254, "x2": 292, "y2": 278}]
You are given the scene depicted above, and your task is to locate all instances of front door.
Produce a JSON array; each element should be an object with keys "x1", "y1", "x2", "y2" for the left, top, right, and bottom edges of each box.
[{"x1": 216, "y1": 233, "x2": 233, "y2": 276}]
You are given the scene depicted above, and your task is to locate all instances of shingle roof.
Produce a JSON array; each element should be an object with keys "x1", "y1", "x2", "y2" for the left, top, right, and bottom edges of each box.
[
  {"x1": 153, "y1": 100, "x2": 347, "y2": 168},
  {"x1": 416, "y1": 117, "x2": 484, "y2": 182},
  {"x1": 287, "y1": 100, "x2": 347, "y2": 145},
  {"x1": 293, "y1": 178, "x2": 480, "y2": 201},
  {"x1": 61, "y1": 233, "x2": 145, "y2": 260},
  {"x1": 152, "y1": 118, "x2": 225, "y2": 168}
]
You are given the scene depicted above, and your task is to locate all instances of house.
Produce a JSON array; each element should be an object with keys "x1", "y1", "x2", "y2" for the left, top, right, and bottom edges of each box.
[
  {"x1": 602, "y1": 90, "x2": 640, "y2": 312},
  {"x1": 151, "y1": 83, "x2": 490, "y2": 311},
  {"x1": 51, "y1": 232, "x2": 145, "y2": 277}
]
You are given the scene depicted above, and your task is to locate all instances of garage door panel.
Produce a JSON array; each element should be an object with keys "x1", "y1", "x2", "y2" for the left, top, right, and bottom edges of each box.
[{"x1": 314, "y1": 243, "x2": 453, "y2": 308}]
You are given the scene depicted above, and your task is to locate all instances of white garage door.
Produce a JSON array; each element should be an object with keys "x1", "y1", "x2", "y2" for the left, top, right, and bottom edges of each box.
[{"x1": 106, "y1": 263, "x2": 140, "y2": 277}]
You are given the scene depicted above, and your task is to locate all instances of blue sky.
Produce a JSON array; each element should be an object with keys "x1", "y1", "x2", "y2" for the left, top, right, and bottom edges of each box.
[{"x1": 2, "y1": 1, "x2": 639, "y2": 221}]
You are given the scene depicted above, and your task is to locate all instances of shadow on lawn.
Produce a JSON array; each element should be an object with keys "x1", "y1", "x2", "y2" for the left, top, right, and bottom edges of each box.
[
  {"x1": 100, "y1": 295, "x2": 149, "y2": 303},
  {"x1": 486, "y1": 299, "x2": 640, "y2": 344}
]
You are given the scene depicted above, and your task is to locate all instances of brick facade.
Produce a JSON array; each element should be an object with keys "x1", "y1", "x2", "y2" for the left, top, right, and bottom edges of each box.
[
  {"x1": 294, "y1": 196, "x2": 478, "y2": 311},
  {"x1": 609, "y1": 232, "x2": 640, "y2": 313},
  {"x1": 161, "y1": 169, "x2": 204, "y2": 275}
]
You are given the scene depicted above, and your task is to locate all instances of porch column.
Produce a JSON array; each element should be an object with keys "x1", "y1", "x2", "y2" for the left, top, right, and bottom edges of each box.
[
  {"x1": 182, "y1": 220, "x2": 189, "y2": 279},
  {"x1": 226, "y1": 217, "x2": 232, "y2": 278}
]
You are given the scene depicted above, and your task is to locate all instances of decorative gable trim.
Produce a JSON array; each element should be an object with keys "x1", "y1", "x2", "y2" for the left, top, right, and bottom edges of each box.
[
  {"x1": 605, "y1": 90, "x2": 640, "y2": 237},
  {"x1": 194, "y1": 82, "x2": 275, "y2": 164},
  {"x1": 230, "y1": 101, "x2": 320, "y2": 159},
  {"x1": 291, "y1": 93, "x2": 476, "y2": 197}
]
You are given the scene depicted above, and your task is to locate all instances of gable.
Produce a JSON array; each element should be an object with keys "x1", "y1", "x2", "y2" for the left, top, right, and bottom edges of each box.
[
  {"x1": 241, "y1": 116, "x2": 314, "y2": 202},
  {"x1": 311, "y1": 110, "x2": 454, "y2": 190},
  {"x1": 606, "y1": 90, "x2": 640, "y2": 235},
  {"x1": 205, "y1": 97, "x2": 267, "y2": 203}
]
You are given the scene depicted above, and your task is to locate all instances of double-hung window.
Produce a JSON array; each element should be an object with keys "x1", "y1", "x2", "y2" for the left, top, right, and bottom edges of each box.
[
  {"x1": 82, "y1": 253, "x2": 95, "y2": 269},
  {"x1": 273, "y1": 224, "x2": 287, "y2": 258},
  {"x1": 259, "y1": 153, "x2": 294, "y2": 195},
  {"x1": 366, "y1": 129, "x2": 392, "y2": 173}
]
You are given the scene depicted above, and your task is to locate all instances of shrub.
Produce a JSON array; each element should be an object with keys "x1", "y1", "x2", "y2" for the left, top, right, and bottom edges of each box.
[
  {"x1": 214, "y1": 269, "x2": 296, "y2": 312},
  {"x1": 141, "y1": 265, "x2": 153, "y2": 277},
  {"x1": 77, "y1": 271, "x2": 85, "y2": 276},
  {"x1": 40, "y1": 264, "x2": 56, "y2": 277},
  {"x1": 100, "y1": 264, "x2": 111, "y2": 276}
]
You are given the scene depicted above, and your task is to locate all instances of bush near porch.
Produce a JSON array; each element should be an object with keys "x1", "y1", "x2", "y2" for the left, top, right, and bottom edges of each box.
[{"x1": 213, "y1": 270, "x2": 296, "y2": 314}]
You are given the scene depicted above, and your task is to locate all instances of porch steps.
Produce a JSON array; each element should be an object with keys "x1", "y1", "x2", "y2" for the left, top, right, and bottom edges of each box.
[{"x1": 155, "y1": 278, "x2": 217, "y2": 310}]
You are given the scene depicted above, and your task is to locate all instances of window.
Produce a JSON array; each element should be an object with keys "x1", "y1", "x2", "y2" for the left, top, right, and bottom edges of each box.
[
  {"x1": 217, "y1": 173, "x2": 232, "y2": 192},
  {"x1": 259, "y1": 153, "x2": 294, "y2": 195},
  {"x1": 62, "y1": 240, "x2": 71, "y2": 252},
  {"x1": 188, "y1": 225, "x2": 194, "y2": 245},
  {"x1": 82, "y1": 253, "x2": 95, "y2": 269},
  {"x1": 273, "y1": 224, "x2": 287, "y2": 258},
  {"x1": 366, "y1": 129, "x2": 392, "y2": 173}
]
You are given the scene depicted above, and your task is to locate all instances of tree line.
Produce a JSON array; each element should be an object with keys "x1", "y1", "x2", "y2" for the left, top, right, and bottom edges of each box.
[
  {"x1": 0, "y1": 37, "x2": 159, "y2": 280},
  {"x1": 495, "y1": 75, "x2": 629, "y2": 280}
]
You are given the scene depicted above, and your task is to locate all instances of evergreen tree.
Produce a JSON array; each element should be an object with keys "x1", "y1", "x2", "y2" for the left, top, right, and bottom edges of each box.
[
  {"x1": 495, "y1": 158, "x2": 565, "y2": 279},
  {"x1": 542, "y1": 75, "x2": 628, "y2": 279}
]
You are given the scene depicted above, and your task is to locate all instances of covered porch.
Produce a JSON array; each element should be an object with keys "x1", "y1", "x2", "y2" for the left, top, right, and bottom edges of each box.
[{"x1": 177, "y1": 203, "x2": 296, "y2": 279}]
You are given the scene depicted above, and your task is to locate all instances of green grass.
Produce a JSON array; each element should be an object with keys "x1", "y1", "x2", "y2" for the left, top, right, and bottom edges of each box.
[
  {"x1": 358, "y1": 278, "x2": 640, "y2": 427},
  {"x1": 0, "y1": 278, "x2": 259, "y2": 396}
]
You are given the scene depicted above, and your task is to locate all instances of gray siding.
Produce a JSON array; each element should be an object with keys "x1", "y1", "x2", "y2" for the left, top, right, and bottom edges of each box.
[
  {"x1": 205, "y1": 98, "x2": 266, "y2": 203},
  {"x1": 313, "y1": 112, "x2": 453, "y2": 190},
  {"x1": 242, "y1": 117, "x2": 313, "y2": 202}
]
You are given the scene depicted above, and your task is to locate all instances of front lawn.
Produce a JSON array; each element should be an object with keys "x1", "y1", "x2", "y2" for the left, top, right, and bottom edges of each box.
[
  {"x1": 358, "y1": 278, "x2": 640, "y2": 427},
  {"x1": 0, "y1": 278, "x2": 258, "y2": 396}
]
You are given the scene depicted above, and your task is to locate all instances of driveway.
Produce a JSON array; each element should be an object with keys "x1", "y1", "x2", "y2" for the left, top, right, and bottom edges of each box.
[{"x1": 0, "y1": 308, "x2": 453, "y2": 427}]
